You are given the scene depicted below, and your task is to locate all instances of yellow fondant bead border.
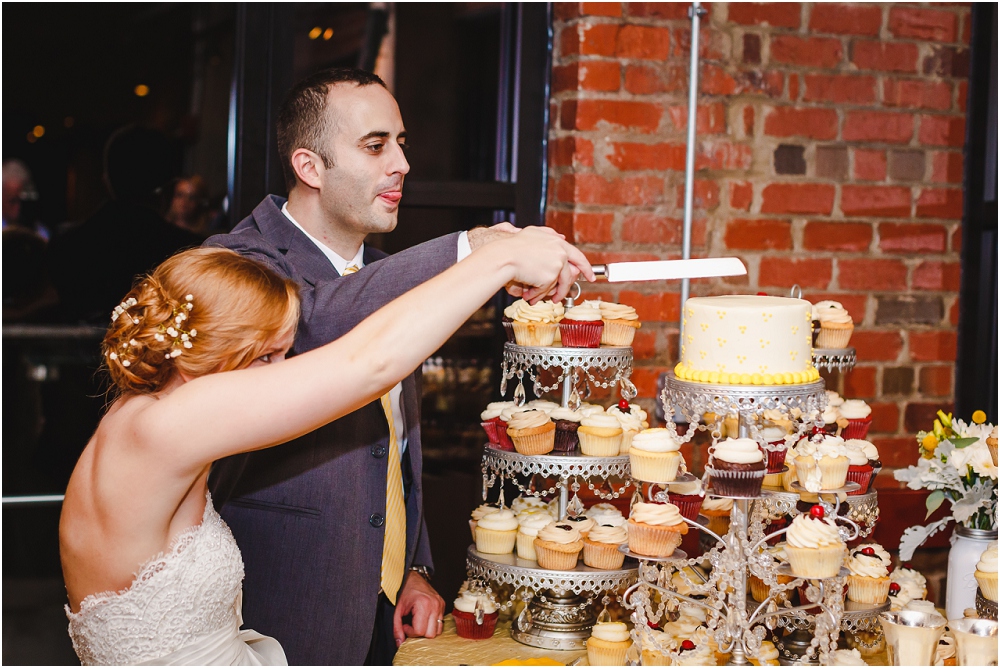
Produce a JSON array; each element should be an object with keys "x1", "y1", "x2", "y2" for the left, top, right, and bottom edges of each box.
[{"x1": 674, "y1": 362, "x2": 820, "y2": 385}]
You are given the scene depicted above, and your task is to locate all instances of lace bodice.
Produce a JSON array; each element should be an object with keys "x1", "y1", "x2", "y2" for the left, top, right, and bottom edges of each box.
[{"x1": 66, "y1": 494, "x2": 245, "y2": 665}]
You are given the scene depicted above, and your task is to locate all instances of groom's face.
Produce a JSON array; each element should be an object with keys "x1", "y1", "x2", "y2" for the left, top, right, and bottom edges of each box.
[{"x1": 317, "y1": 84, "x2": 410, "y2": 238}]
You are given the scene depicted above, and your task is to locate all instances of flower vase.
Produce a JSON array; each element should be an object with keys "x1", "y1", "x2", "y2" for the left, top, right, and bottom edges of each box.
[{"x1": 946, "y1": 525, "x2": 998, "y2": 620}]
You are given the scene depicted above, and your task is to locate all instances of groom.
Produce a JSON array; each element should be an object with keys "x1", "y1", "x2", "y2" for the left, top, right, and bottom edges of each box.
[{"x1": 207, "y1": 68, "x2": 577, "y2": 664}]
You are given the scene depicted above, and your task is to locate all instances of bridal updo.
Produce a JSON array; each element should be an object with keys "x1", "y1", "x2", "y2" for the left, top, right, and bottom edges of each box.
[{"x1": 103, "y1": 247, "x2": 300, "y2": 396}]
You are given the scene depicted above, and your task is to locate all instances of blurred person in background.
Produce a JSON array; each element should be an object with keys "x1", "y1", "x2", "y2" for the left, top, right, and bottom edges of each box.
[
  {"x1": 3, "y1": 158, "x2": 48, "y2": 240},
  {"x1": 165, "y1": 175, "x2": 213, "y2": 236}
]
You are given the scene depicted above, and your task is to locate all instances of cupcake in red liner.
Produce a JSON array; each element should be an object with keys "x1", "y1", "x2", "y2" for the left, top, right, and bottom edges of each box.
[
  {"x1": 495, "y1": 405, "x2": 533, "y2": 452},
  {"x1": 480, "y1": 402, "x2": 513, "y2": 446},
  {"x1": 839, "y1": 400, "x2": 872, "y2": 439},
  {"x1": 759, "y1": 426, "x2": 790, "y2": 473},
  {"x1": 666, "y1": 478, "x2": 704, "y2": 521},
  {"x1": 452, "y1": 590, "x2": 499, "y2": 640},
  {"x1": 765, "y1": 516, "x2": 788, "y2": 545},
  {"x1": 844, "y1": 440, "x2": 875, "y2": 495},
  {"x1": 707, "y1": 438, "x2": 766, "y2": 497},
  {"x1": 549, "y1": 406, "x2": 583, "y2": 452},
  {"x1": 841, "y1": 417, "x2": 872, "y2": 440},
  {"x1": 558, "y1": 304, "x2": 604, "y2": 348}
]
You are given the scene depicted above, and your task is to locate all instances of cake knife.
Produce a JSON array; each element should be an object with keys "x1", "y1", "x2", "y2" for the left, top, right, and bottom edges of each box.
[{"x1": 588, "y1": 257, "x2": 747, "y2": 282}]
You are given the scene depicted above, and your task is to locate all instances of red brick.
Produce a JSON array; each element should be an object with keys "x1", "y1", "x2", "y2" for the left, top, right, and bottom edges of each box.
[
  {"x1": 668, "y1": 103, "x2": 727, "y2": 134},
  {"x1": 697, "y1": 140, "x2": 753, "y2": 171},
  {"x1": 759, "y1": 257, "x2": 832, "y2": 289},
  {"x1": 621, "y1": 214, "x2": 707, "y2": 246},
  {"x1": 869, "y1": 402, "x2": 900, "y2": 433},
  {"x1": 579, "y1": 61, "x2": 621, "y2": 91},
  {"x1": 608, "y1": 142, "x2": 685, "y2": 171},
  {"x1": 905, "y1": 401, "x2": 954, "y2": 433},
  {"x1": 549, "y1": 136, "x2": 594, "y2": 168},
  {"x1": 949, "y1": 300, "x2": 960, "y2": 326},
  {"x1": 568, "y1": 99, "x2": 663, "y2": 132},
  {"x1": 770, "y1": 36, "x2": 844, "y2": 69},
  {"x1": 558, "y1": 24, "x2": 582, "y2": 56},
  {"x1": 673, "y1": 26, "x2": 728, "y2": 61},
  {"x1": 803, "y1": 222, "x2": 872, "y2": 251},
  {"x1": 957, "y1": 80, "x2": 968, "y2": 112},
  {"x1": 961, "y1": 12, "x2": 972, "y2": 45},
  {"x1": 625, "y1": 64, "x2": 685, "y2": 94},
  {"x1": 559, "y1": 173, "x2": 664, "y2": 205},
  {"x1": 843, "y1": 111, "x2": 914, "y2": 144},
  {"x1": 743, "y1": 106, "x2": 755, "y2": 136},
  {"x1": 728, "y1": 3, "x2": 801, "y2": 29},
  {"x1": 801, "y1": 292, "x2": 867, "y2": 323},
  {"x1": 803, "y1": 74, "x2": 877, "y2": 104},
  {"x1": 553, "y1": 3, "x2": 581, "y2": 21},
  {"x1": 930, "y1": 151, "x2": 963, "y2": 184},
  {"x1": 631, "y1": 328, "x2": 658, "y2": 361},
  {"x1": 909, "y1": 330, "x2": 957, "y2": 362},
  {"x1": 730, "y1": 181, "x2": 753, "y2": 211},
  {"x1": 552, "y1": 63, "x2": 579, "y2": 93},
  {"x1": 761, "y1": 183, "x2": 835, "y2": 215},
  {"x1": 889, "y1": 7, "x2": 958, "y2": 42},
  {"x1": 852, "y1": 331, "x2": 904, "y2": 362},
  {"x1": 572, "y1": 212, "x2": 615, "y2": 244},
  {"x1": 841, "y1": 185, "x2": 912, "y2": 218},
  {"x1": 809, "y1": 3, "x2": 882, "y2": 36},
  {"x1": 918, "y1": 365, "x2": 953, "y2": 397},
  {"x1": 787, "y1": 73, "x2": 800, "y2": 100},
  {"x1": 843, "y1": 366, "x2": 877, "y2": 399},
  {"x1": 616, "y1": 24, "x2": 670, "y2": 59},
  {"x1": 581, "y1": 2, "x2": 622, "y2": 17},
  {"x1": 619, "y1": 291, "x2": 680, "y2": 322},
  {"x1": 839, "y1": 258, "x2": 908, "y2": 291},
  {"x1": 851, "y1": 40, "x2": 919, "y2": 73},
  {"x1": 579, "y1": 23, "x2": 619, "y2": 56},
  {"x1": 884, "y1": 80, "x2": 953, "y2": 111},
  {"x1": 585, "y1": 251, "x2": 661, "y2": 265},
  {"x1": 626, "y1": 2, "x2": 691, "y2": 20},
  {"x1": 950, "y1": 226, "x2": 962, "y2": 252},
  {"x1": 701, "y1": 64, "x2": 737, "y2": 96},
  {"x1": 874, "y1": 437, "x2": 918, "y2": 467},
  {"x1": 853, "y1": 149, "x2": 887, "y2": 181},
  {"x1": 879, "y1": 223, "x2": 947, "y2": 253},
  {"x1": 764, "y1": 107, "x2": 838, "y2": 140},
  {"x1": 677, "y1": 180, "x2": 720, "y2": 211},
  {"x1": 919, "y1": 115, "x2": 966, "y2": 147},
  {"x1": 631, "y1": 366, "x2": 671, "y2": 398},
  {"x1": 724, "y1": 219, "x2": 793, "y2": 250},
  {"x1": 916, "y1": 188, "x2": 963, "y2": 219}
]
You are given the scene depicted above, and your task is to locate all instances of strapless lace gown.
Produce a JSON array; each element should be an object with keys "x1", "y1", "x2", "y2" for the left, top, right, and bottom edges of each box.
[{"x1": 66, "y1": 494, "x2": 286, "y2": 665}]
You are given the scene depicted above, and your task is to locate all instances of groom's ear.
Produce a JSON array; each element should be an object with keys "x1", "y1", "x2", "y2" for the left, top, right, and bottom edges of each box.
[{"x1": 290, "y1": 149, "x2": 324, "y2": 191}]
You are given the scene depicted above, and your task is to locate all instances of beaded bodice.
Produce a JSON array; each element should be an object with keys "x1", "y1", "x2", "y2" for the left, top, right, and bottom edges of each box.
[{"x1": 66, "y1": 494, "x2": 245, "y2": 665}]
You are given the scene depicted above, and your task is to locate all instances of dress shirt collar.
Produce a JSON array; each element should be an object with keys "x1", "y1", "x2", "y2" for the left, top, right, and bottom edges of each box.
[{"x1": 281, "y1": 202, "x2": 365, "y2": 273}]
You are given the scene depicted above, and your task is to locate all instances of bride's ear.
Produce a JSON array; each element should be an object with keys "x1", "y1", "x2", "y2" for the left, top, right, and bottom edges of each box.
[{"x1": 178, "y1": 371, "x2": 196, "y2": 384}]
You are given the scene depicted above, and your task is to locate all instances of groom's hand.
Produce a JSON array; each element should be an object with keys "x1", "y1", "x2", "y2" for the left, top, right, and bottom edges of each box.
[{"x1": 393, "y1": 570, "x2": 446, "y2": 646}]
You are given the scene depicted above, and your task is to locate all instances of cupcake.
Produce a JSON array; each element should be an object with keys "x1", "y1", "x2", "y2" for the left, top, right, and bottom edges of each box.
[
  {"x1": 749, "y1": 640, "x2": 780, "y2": 666},
  {"x1": 846, "y1": 544, "x2": 891, "y2": 604},
  {"x1": 469, "y1": 503, "x2": 500, "y2": 541},
  {"x1": 509, "y1": 299, "x2": 563, "y2": 347},
  {"x1": 577, "y1": 413, "x2": 624, "y2": 456},
  {"x1": 565, "y1": 514, "x2": 597, "y2": 538},
  {"x1": 667, "y1": 479, "x2": 704, "y2": 521},
  {"x1": 452, "y1": 589, "x2": 499, "y2": 640},
  {"x1": 844, "y1": 441, "x2": 875, "y2": 496},
  {"x1": 888, "y1": 567, "x2": 928, "y2": 610},
  {"x1": 474, "y1": 508, "x2": 519, "y2": 554},
  {"x1": 828, "y1": 648, "x2": 868, "y2": 666},
  {"x1": 847, "y1": 439, "x2": 881, "y2": 492},
  {"x1": 700, "y1": 496, "x2": 733, "y2": 536},
  {"x1": 794, "y1": 435, "x2": 851, "y2": 491},
  {"x1": 506, "y1": 409, "x2": 555, "y2": 455},
  {"x1": 586, "y1": 502, "x2": 626, "y2": 528},
  {"x1": 558, "y1": 303, "x2": 604, "y2": 348},
  {"x1": 595, "y1": 301, "x2": 641, "y2": 347},
  {"x1": 533, "y1": 521, "x2": 584, "y2": 569},
  {"x1": 516, "y1": 513, "x2": 554, "y2": 561},
  {"x1": 813, "y1": 300, "x2": 854, "y2": 348},
  {"x1": 935, "y1": 634, "x2": 957, "y2": 667},
  {"x1": 498, "y1": 404, "x2": 534, "y2": 450},
  {"x1": 989, "y1": 426, "x2": 998, "y2": 466},
  {"x1": 511, "y1": 495, "x2": 549, "y2": 516},
  {"x1": 839, "y1": 400, "x2": 872, "y2": 440},
  {"x1": 784, "y1": 506, "x2": 846, "y2": 579},
  {"x1": 673, "y1": 636, "x2": 715, "y2": 666},
  {"x1": 525, "y1": 399, "x2": 562, "y2": 414},
  {"x1": 481, "y1": 401, "x2": 514, "y2": 449},
  {"x1": 549, "y1": 406, "x2": 583, "y2": 452},
  {"x1": 821, "y1": 403, "x2": 846, "y2": 435},
  {"x1": 628, "y1": 428, "x2": 682, "y2": 482},
  {"x1": 579, "y1": 402, "x2": 606, "y2": 417},
  {"x1": 706, "y1": 437, "x2": 766, "y2": 496},
  {"x1": 759, "y1": 425, "x2": 790, "y2": 473},
  {"x1": 749, "y1": 542, "x2": 794, "y2": 603},
  {"x1": 626, "y1": 502, "x2": 687, "y2": 557},
  {"x1": 586, "y1": 621, "x2": 632, "y2": 666},
  {"x1": 975, "y1": 541, "x2": 998, "y2": 602},
  {"x1": 781, "y1": 444, "x2": 800, "y2": 492},
  {"x1": 826, "y1": 390, "x2": 845, "y2": 409},
  {"x1": 607, "y1": 402, "x2": 648, "y2": 454},
  {"x1": 583, "y1": 524, "x2": 629, "y2": 569}
]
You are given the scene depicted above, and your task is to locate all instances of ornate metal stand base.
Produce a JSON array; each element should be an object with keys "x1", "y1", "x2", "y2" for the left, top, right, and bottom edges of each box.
[
  {"x1": 977, "y1": 588, "x2": 998, "y2": 621},
  {"x1": 510, "y1": 589, "x2": 596, "y2": 650}
]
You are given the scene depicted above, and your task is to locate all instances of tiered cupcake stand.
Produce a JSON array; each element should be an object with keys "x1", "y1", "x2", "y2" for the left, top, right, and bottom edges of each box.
[{"x1": 467, "y1": 342, "x2": 640, "y2": 650}]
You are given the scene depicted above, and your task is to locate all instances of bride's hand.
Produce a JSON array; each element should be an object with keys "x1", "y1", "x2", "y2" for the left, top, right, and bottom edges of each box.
[{"x1": 490, "y1": 227, "x2": 593, "y2": 304}]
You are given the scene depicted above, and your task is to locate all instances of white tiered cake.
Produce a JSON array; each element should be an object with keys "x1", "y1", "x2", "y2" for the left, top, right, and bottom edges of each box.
[{"x1": 675, "y1": 295, "x2": 820, "y2": 385}]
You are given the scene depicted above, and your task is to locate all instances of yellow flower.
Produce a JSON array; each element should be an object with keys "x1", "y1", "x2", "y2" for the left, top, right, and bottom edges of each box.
[
  {"x1": 922, "y1": 433, "x2": 939, "y2": 450},
  {"x1": 972, "y1": 410, "x2": 987, "y2": 424}
]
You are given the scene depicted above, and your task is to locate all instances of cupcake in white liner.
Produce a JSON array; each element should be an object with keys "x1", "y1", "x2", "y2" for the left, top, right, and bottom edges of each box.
[
  {"x1": 606, "y1": 403, "x2": 648, "y2": 454},
  {"x1": 626, "y1": 502, "x2": 687, "y2": 557},
  {"x1": 469, "y1": 503, "x2": 501, "y2": 541},
  {"x1": 524, "y1": 399, "x2": 562, "y2": 413},
  {"x1": 515, "y1": 513, "x2": 554, "y2": 561},
  {"x1": 474, "y1": 508, "x2": 519, "y2": 554},
  {"x1": 582, "y1": 523, "x2": 628, "y2": 569},
  {"x1": 813, "y1": 300, "x2": 854, "y2": 348},
  {"x1": 578, "y1": 402, "x2": 607, "y2": 417},
  {"x1": 586, "y1": 621, "x2": 632, "y2": 666},
  {"x1": 846, "y1": 544, "x2": 892, "y2": 604},
  {"x1": 577, "y1": 413, "x2": 624, "y2": 456},
  {"x1": 585, "y1": 502, "x2": 626, "y2": 527},
  {"x1": 628, "y1": 428, "x2": 682, "y2": 482},
  {"x1": 888, "y1": 567, "x2": 928, "y2": 611},
  {"x1": 533, "y1": 521, "x2": 583, "y2": 570},
  {"x1": 784, "y1": 509, "x2": 846, "y2": 579},
  {"x1": 794, "y1": 435, "x2": 851, "y2": 491},
  {"x1": 975, "y1": 541, "x2": 998, "y2": 602}
]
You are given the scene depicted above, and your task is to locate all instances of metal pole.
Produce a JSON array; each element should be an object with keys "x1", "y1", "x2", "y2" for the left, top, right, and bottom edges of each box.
[
  {"x1": 2, "y1": 495, "x2": 65, "y2": 505},
  {"x1": 679, "y1": 2, "x2": 706, "y2": 348}
]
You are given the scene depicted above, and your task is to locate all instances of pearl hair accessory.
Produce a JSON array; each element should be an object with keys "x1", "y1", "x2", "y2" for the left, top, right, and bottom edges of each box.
[{"x1": 107, "y1": 292, "x2": 197, "y2": 368}]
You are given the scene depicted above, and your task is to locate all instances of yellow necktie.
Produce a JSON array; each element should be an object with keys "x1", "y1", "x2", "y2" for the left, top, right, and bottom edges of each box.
[{"x1": 343, "y1": 264, "x2": 406, "y2": 603}]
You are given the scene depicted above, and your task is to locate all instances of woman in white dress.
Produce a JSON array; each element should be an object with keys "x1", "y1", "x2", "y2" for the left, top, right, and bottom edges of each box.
[{"x1": 60, "y1": 229, "x2": 590, "y2": 665}]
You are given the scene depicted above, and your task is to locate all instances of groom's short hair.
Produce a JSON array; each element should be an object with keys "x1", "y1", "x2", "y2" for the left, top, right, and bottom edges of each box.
[{"x1": 277, "y1": 67, "x2": 387, "y2": 190}]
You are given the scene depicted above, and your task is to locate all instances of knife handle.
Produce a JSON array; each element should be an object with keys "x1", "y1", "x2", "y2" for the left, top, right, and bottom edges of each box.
[{"x1": 590, "y1": 264, "x2": 608, "y2": 281}]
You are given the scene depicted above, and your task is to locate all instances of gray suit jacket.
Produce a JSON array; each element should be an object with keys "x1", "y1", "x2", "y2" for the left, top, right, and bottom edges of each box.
[{"x1": 205, "y1": 195, "x2": 459, "y2": 665}]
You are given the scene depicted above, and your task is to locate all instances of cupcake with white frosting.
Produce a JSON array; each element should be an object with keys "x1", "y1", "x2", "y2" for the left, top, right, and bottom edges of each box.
[
  {"x1": 840, "y1": 399, "x2": 873, "y2": 440},
  {"x1": 844, "y1": 440, "x2": 876, "y2": 495},
  {"x1": 508, "y1": 299, "x2": 563, "y2": 347},
  {"x1": 452, "y1": 589, "x2": 499, "y2": 640},
  {"x1": 516, "y1": 513, "x2": 554, "y2": 561},
  {"x1": 794, "y1": 435, "x2": 851, "y2": 491},
  {"x1": 975, "y1": 541, "x2": 998, "y2": 602},
  {"x1": 626, "y1": 502, "x2": 687, "y2": 557},
  {"x1": 533, "y1": 521, "x2": 584, "y2": 570},
  {"x1": 481, "y1": 401, "x2": 515, "y2": 449},
  {"x1": 524, "y1": 399, "x2": 561, "y2": 413},
  {"x1": 596, "y1": 301, "x2": 641, "y2": 347},
  {"x1": 706, "y1": 437, "x2": 766, "y2": 496},
  {"x1": 667, "y1": 478, "x2": 704, "y2": 521},
  {"x1": 549, "y1": 406, "x2": 583, "y2": 452},
  {"x1": 607, "y1": 403, "x2": 648, "y2": 454},
  {"x1": 511, "y1": 495, "x2": 549, "y2": 516},
  {"x1": 629, "y1": 428, "x2": 682, "y2": 482},
  {"x1": 829, "y1": 648, "x2": 868, "y2": 666},
  {"x1": 700, "y1": 495, "x2": 733, "y2": 536},
  {"x1": 784, "y1": 506, "x2": 846, "y2": 579},
  {"x1": 888, "y1": 567, "x2": 928, "y2": 611},
  {"x1": 586, "y1": 503, "x2": 626, "y2": 527},
  {"x1": 506, "y1": 409, "x2": 555, "y2": 455},
  {"x1": 586, "y1": 621, "x2": 632, "y2": 666},
  {"x1": 469, "y1": 503, "x2": 501, "y2": 541},
  {"x1": 498, "y1": 403, "x2": 535, "y2": 450},
  {"x1": 474, "y1": 507, "x2": 519, "y2": 554},
  {"x1": 577, "y1": 413, "x2": 624, "y2": 456},
  {"x1": 846, "y1": 544, "x2": 892, "y2": 604},
  {"x1": 559, "y1": 303, "x2": 604, "y2": 348},
  {"x1": 583, "y1": 523, "x2": 628, "y2": 569},
  {"x1": 813, "y1": 300, "x2": 854, "y2": 348},
  {"x1": 750, "y1": 640, "x2": 780, "y2": 666}
]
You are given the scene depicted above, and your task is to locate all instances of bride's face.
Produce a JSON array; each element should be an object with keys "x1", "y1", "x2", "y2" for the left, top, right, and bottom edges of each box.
[{"x1": 247, "y1": 328, "x2": 295, "y2": 369}]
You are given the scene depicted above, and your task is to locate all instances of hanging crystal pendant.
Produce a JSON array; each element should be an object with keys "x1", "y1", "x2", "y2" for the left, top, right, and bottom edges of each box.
[
  {"x1": 568, "y1": 490, "x2": 585, "y2": 517},
  {"x1": 568, "y1": 387, "x2": 581, "y2": 411},
  {"x1": 513, "y1": 371, "x2": 526, "y2": 406}
]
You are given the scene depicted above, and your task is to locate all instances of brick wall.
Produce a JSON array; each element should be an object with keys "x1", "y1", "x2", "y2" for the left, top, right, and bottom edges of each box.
[{"x1": 547, "y1": 2, "x2": 970, "y2": 470}]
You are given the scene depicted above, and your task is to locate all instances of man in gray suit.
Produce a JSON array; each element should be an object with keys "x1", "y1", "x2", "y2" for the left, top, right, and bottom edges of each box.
[{"x1": 207, "y1": 68, "x2": 572, "y2": 665}]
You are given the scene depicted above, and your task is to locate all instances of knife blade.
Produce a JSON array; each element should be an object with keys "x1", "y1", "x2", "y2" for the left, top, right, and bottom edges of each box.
[{"x1": 589, "y1": 257, "x2": 747, "y2": 282}]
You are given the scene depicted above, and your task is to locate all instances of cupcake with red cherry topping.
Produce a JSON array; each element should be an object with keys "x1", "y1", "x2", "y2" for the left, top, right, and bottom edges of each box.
[
  {"x1": 846, "y1": 544, "x2": 892, "y2": 604},
  {"x1": 839, "y1": 400, "x2": 873, "y2": 440},
  {"x1": 784, "y1": 505, "x2": 846, "y2": 579},
  {"x1": 706, "y1": 437, "x2": 766, "y2": 497},
  {"x1": 452, "y1": 589, "x2": 499, "y2": 640},
  {"x1": 607, "y1": 400, "x2": 648, "y2": 454},
  {"x1": 558, "y1": 302, "x2": 604, "y2": 348}
]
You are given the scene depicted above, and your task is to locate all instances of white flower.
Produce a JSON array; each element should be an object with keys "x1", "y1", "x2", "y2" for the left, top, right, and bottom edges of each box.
[
  {"x1": 109, "y1": 352, "x2": 117, "y2": 360},
  {"x1": 189, "y1": 329, "x2": 197, "y2": 337},
  {"x1": 183, "y1": 341, "x2": 192, "y2": 349},
  {"x1": 171, "y1": 349, "x2": 182, "y2": 358},
  {"x1": 166, "y1": 327, "x2": 178, "y2": 337},
  {"x1": 129, "y1": 339, "x2": 138, "y2": 346},
  {"x1": 132, "y1": 318, "x2": 139, "y2": 324},
  {"x1": 154, "y1": 333, "x2": 165, "y2": 342},
  {"x1": 185, "y1": 294, "x2": 193, "y2": 301},
  {"x1": 122, "y1": 360, "x2": 131, "y2": 367}
]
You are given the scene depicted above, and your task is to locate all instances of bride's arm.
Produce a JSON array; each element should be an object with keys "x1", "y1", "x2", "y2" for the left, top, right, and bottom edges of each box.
[{"x1": 139, "y1": 228, "x2": 592, "y2": 472}]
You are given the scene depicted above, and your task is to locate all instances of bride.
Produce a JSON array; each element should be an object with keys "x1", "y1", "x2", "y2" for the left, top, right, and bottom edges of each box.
[{"x1": 60, "y1": 228, "x2": 591, "y2": 665}]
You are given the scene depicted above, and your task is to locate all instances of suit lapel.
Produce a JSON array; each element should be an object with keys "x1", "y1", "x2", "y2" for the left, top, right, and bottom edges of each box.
[{"x1": 253, "y1": 195, "x2": 341, "y2": 286}]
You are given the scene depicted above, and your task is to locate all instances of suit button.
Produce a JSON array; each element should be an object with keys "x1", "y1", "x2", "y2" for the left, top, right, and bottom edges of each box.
[
  {"x1": 371, "y1": 445, "x2": 387, "y2": 458},
  {"x1": 370, "y1": 513, "x2": 385, "y2": 528}
]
